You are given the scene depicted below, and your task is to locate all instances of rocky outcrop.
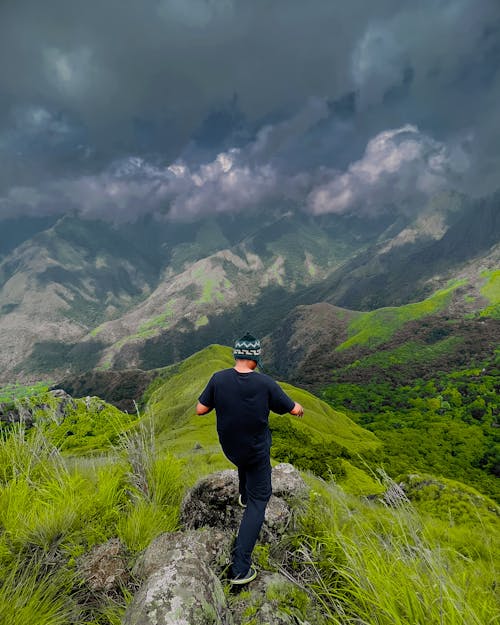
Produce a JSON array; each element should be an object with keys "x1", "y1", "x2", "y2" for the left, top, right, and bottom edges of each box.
[
  {"x1": 79, "y1": 538, "x2": 129, "y2": 593},
  {"x1": 122, "y1": 463, "x2": 314, "y2": 625},
  {"x1": 0, "y1": 389, "x2": 76, "y2": 426}
]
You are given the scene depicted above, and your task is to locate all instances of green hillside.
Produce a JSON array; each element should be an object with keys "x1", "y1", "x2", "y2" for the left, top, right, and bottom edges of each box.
[
  {"x1": 480, "y1": 268, "x2": 500, "y2": 318},
  {"x1": 323, "y1": 355, "x2": 500, "y2": 501}
]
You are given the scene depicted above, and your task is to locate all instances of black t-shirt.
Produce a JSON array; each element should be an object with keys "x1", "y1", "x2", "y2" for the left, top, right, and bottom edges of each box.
[{"x1": 198, "y1": 368, "x2": 295, "y2": 465}]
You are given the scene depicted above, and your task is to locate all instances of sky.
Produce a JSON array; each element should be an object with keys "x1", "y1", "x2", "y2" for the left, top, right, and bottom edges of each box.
[{"x1": 0, "y1": 0, "x2": 499, "y2": 223}]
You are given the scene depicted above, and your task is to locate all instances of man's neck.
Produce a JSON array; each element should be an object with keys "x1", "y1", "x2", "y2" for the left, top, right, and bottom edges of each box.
[{"x1": 234, "y1": 360, "x2": 257, "y2": 373}]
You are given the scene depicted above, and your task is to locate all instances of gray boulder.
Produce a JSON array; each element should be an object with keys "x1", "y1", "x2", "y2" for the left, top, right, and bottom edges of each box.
[
  {"x1": 180, "y1": 464, "x2": 308, "y2": 541},
  {"x1": 271, "y1": 463, "x2": 308, "y2": 500},
  {"x1": 123, "y1": 559, "x2": 230, "y2": 625},
  {"x1": 123, "y1": 464, "x2": 312, "y2": 625},
  {"x1": 133, "y1": 528, "x2": 232, "y2": 580},
  {"x1": 124, "y1": 528, "x2": 233, "y2": 625},
  {"x1": 180, "y1": 470, "x2": 240, "y2": 531}
]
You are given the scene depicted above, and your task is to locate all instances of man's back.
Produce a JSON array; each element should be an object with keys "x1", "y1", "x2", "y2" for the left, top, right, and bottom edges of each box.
[{"x1": 199, "y1": 368, "x2": 294, "y2": 464}]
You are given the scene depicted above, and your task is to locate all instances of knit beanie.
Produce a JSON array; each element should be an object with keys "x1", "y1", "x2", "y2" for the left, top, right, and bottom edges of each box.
[{"x1": 233, "y1": 333, "x2": 262, "y2": 364}]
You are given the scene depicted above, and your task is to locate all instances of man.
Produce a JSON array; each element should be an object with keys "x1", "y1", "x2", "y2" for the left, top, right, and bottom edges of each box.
[{"x1": 196, "y1": 333, "x2": 304, "y2": 585}]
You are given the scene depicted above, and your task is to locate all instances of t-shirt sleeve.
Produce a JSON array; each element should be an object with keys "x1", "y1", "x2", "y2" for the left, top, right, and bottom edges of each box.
[
  {"x1": 198, "y1": 375, "x2": 215, "y2": 407},
  {"x1": 268, "y1": 380, "x2": 295, "y2": 414}
]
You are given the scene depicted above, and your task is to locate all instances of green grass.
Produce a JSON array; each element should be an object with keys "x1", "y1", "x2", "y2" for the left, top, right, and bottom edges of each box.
[
  {"x1": 195, "y1": 272, "x2": 228, "y2": 304},
  {"x1": 295, "y1": 476, "x2": 499, "y2": 625},
  {"x1": 0, "y1": 420, "x2": 183, "y2": 624},
  {"x1": 337, "y1": 280, "x2": 466, "y2": 351},
  {"x1": 2, "y1": 392, "x2": 138, "y2": 454},
  {"x1": 480, "y1": 269, "x2": 500, "y2": 319},
  {"x1": 342, "y1": 336, "x2": 463, "y2": 371},
  {"x1": 195, "y1": 314, "x2": 209, "y2": 328},
  {"x1": 0, "y1": 344, "x2": 499, "y2": 624},
  {"x1": 137, "y1": 300, "x2": 176, "y2": 333}
]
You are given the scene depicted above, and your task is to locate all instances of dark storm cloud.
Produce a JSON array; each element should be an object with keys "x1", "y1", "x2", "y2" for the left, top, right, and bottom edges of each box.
[{"x1": 0, "y1": 0, "x2": 499, "y2": 220}]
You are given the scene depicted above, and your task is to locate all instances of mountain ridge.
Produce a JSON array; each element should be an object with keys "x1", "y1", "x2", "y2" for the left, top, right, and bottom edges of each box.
[{"x1": 0, "y1": 190, "x2": 498, "y2": 382}]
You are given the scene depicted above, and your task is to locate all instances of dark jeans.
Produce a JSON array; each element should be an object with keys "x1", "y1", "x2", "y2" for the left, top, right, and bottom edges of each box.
[{"x1": 231, "y1": 455, "x2": 272, "y2": 577}]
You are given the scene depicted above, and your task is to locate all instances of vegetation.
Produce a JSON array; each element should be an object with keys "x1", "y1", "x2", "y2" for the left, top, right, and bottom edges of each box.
[
  {"x1": 0, "y1": 381, "x2": 52, "y2": 403},
  {"x1": 0, "y1": 392, "x2": 138, "y2": 454},
  {"x1": 289, "y1": 475, "x2": 499, "y2": 625},
  {"x1": 1, "y1": 342, "x2": 498, "y2": 623},
  {"x1": 480, "y1": 269, "x2": 500, "y2": 319},
  {"x1": 270, "y1": 415, "x2": 348, "y2": 480},
  {"x1": 323, "y1": 363, "x2": 500, "y2": 501}
]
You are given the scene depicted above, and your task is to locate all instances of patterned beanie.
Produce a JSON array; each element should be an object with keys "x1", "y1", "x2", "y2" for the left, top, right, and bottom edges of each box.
[{"x1": 233, "y1": 333, "x2": 261, "y2": 363}]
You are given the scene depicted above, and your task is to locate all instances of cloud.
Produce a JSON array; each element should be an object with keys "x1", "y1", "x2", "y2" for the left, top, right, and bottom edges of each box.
[
  {"x1": 1, "y1": 0, "x2": 496, "y2": 180},
  {"x1": 0, "y1": 152, "x2": 290, "y2": 224},
  {"x1": 307, "y1": 125, "x2": 470, "y2": 216},
  {"x1": 0, "y1": 0, "x2": 498, "y2": 220},
  {"x1": 0, "y1": 99, "x2": 327, "y2": 222},
  {"x1": 0, "y1": 121, "x2": 471, "y2": 223}
]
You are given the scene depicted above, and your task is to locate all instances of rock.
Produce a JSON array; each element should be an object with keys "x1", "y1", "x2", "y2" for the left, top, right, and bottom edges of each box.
[
  {"x1": 123, "y1": 534, "x2": 232, "y2": 625},
  {"x1": 230, "y1": 572, "x2": 320, "y2": 625},
  {"x1": 79, "y1": 538, "x2": 129, "y2": 593},
  {"x1": 124, "y1": 466, "x2": 314, "y2": 625},
  {"x1": 261, "y1": 496, "x2": 291, "y2": 542},
  {"x1": 49, "y1": 389, "x2": 72, "y2": 399},
  {"x1": 271, "y1": 463, "x2": 308, "y2": 501},
  {"x1": 133, "y1": 528, "x2": 232, "y2": 580},
  {"x1": 180, "y1": 465, "x2": 308, "y2": 540},
  {"x1": 180, "y1": 470, "x2": 241, "y2": 531}
]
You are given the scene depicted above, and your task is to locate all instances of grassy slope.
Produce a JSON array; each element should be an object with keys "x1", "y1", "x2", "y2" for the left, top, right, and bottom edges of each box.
[
  {"x1": 1, "y1": 348, "x2": 499, "y2": 624},
  {"x1": 337, "y1": 280, "x2": 465, "y2": 351},
  {"x1": 480, "y1": 268, "x2": 500, "y2": 318}
]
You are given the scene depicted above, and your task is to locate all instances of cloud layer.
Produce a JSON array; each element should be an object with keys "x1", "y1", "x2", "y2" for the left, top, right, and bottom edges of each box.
[
  {"x1": 0, "y1": 0, "x2": 498, "y2": 220},
  {"x1": 0, "y1": 121, "x2": 471, "y2": 222}
]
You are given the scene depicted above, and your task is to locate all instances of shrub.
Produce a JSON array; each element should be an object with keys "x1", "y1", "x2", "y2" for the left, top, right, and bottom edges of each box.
[{"x1": 270, "y1": 415, "x2": 349, "y2": 479}]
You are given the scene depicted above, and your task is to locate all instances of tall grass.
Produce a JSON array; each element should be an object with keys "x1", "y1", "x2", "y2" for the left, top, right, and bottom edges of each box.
[
  {"x1": 291, "y1": 478, "x2": 499, "y2": 625},
  {"x1": 116, "y1": 418, "x2": 183, "y2": 552},
  {"x1": 0, "y1": 561, "x2": 77, "y2": 625},
  {"x1": 0, "y1": 420, "x2": 184, "y2": 624}
]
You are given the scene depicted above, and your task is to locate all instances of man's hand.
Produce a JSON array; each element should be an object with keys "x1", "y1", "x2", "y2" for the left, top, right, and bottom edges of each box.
[
  {"x1": 290, "y1": 402, "x2": 304, "y2": 417},
  {"x1": 196, "y1": 402, "x2": 212, "y2": 415}
]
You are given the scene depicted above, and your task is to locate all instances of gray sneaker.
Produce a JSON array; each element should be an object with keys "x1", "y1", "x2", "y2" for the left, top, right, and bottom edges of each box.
[{"x1": 229, "y1": 566, "x2": 257, "y2": 585}]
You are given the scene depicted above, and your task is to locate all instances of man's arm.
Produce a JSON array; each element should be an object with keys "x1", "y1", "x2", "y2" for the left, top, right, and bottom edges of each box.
[
  {"x1": 197, "y1": 375, "x2": 215, "y2": 415},
  {"x1": 290, "y1": 402, "x2": 304, "y2": 417},
  {"x1": 196, "y1": 402, "x2": 212, "y2": 415}
]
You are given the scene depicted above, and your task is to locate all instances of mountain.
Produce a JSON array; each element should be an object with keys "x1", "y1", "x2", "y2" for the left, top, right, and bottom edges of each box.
[
  {"x1": 262, "y1": 269, "x2": 500, "y2": 500},
  {"x1": 301, "y1": 190, "x2": 500, "y2": 310},
  {"x1": 0, "y1": 207, "x2": 392, "y2": 380},
  {"x1": 0, "y1": 189, "x2": 498, "y2": 382},
  {"x1": 265, "y1": 268, "x2": 500, "y2": 388}
]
